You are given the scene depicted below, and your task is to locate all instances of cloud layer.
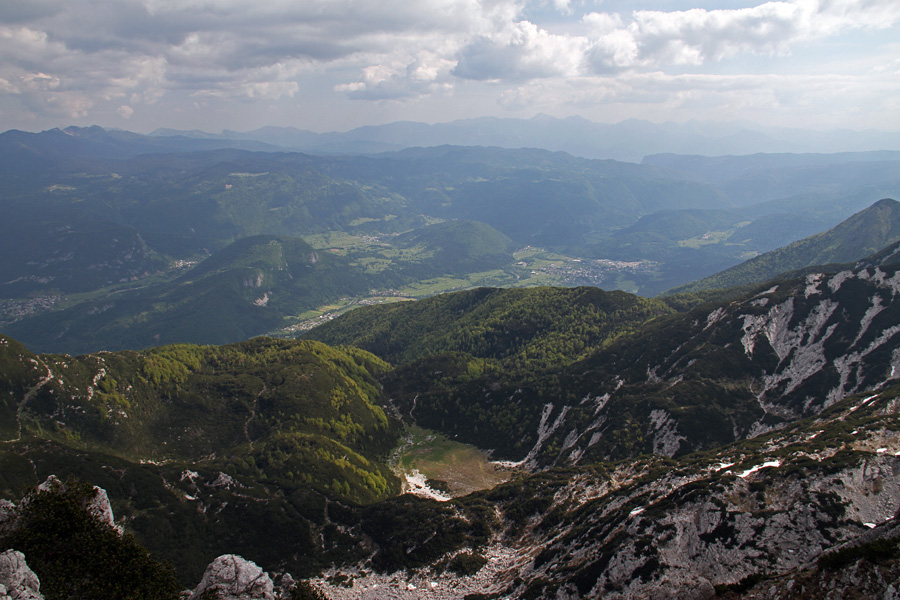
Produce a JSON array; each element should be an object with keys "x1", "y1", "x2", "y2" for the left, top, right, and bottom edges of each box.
[{"x1": 0, "y1": 0, "x2": 897, "y2": 131}]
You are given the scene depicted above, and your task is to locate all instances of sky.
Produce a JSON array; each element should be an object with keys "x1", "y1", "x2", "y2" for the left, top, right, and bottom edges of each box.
[{"x1": 0, "y1": 0, "x2": 898, "y2": 134}]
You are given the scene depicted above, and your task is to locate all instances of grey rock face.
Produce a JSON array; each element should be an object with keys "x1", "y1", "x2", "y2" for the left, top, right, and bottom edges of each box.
[
  {"x1": 190, "y1": 554, "x2": 275, "y2": 600},
  {"x1": 35, "y1": 475, "x2": 118, "y2": 531},
  {"x1": 0, "y1": 550, "x2": 42, "y2": 600}
]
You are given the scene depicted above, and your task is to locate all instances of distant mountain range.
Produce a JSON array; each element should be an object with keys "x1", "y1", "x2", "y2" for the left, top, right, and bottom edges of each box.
[
  {"x1": 4, "y1": 119, "x2": 900, "y2": 597},
  {"x1": 150, "y1": 115, "x2": 900, "y2": 162},
  {"x1": 2, "y1": 123, "x2": 900, "y2": 352}
]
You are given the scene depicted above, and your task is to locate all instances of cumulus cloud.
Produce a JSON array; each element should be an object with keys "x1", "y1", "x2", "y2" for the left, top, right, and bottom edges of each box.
[
  {"x1": 583, "y1": 0, "x2": 900, "y2": 73},
  {"x1": 335, "y1": 52, "x2": 456, "y2": 100},
  {"x1": 453, "y1": 20, "x2": 586, "y2": 80},
  {"x1": 0, "y1": 0, "x2": 897, "y2": 128}
]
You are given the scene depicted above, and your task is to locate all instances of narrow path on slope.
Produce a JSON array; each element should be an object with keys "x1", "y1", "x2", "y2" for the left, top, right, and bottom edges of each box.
[
  {"x1": 243, "y1": 384, "x2": 266, "y2": 450},
  {"x1": 2, "y1": 357, "x2": 54, "y2": 444}
]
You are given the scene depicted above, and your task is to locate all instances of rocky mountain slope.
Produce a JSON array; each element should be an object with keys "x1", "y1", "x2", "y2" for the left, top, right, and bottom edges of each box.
[
  {"x1": 306, "y1": 384, "x2": 900, "y2": 599},
  {"x1": 306, "y1": 244, "x2": 900, "y2": 471},
  {"x1": 4, "y1": 243, "x2": 900, "y2": 597}
]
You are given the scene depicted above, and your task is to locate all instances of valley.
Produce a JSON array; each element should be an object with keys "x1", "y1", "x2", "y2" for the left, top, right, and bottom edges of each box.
[
  {"x1": 3, "y1": 124, "x2": 900, "y2": 599},
  {"x1": 393, "y1": 426, "x2": 512, "y2": 500},
  {"x1": 3, "y1": 127, "x2": 900, "y2": 358}
]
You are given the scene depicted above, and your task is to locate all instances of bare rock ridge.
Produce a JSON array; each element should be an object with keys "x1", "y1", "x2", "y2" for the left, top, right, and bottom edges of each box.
[
  {"x1": 508, "y1": 260, "x2": 900, "y2": 467},
  {"x1": 306, "y1": 385, "x2": 900, "y2": 599}
]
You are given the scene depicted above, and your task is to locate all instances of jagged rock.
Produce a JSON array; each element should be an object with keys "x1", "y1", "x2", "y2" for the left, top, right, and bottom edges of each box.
[
  {"x1": 36, "y1": 475, "x2": 118, "y2": 531},
  {"x1": 0, "y1": 550, "x2": 42, "y2": 600},
  {"x1": 190, "y1": 555, "x2": 275, "y2": 600}
]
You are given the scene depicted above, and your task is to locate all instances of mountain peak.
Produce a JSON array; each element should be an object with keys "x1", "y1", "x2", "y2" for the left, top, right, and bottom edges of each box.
[{"x1": 672, "y1": 197, "x2": 900, "y2": 293}]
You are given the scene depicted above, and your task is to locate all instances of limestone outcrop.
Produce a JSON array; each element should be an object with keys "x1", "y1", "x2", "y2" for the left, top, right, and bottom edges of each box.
[
  {"x1": 0, "y1": 550, "x2": 42, "y2": 600},
  {"x1": 189, "y1": 554, "x2": 275, "y2": 600}
]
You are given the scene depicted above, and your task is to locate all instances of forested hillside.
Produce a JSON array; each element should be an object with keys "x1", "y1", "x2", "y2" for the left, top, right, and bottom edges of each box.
[
  {"x1": 0, "y1": 335, "x2": 403, "y2": 583},
  {"x1": 307, "y1": 247, "x2": 900, "y2": 466},
  {"x1": 672, "y1": 198, "x2": 900, "y2": 293},
  {"x1": 4, "y1": 241, "x2": 900, "y2": 597}
]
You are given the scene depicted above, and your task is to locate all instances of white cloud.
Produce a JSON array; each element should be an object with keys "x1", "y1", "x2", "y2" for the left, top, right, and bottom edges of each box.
[
  {"x1": 0, "y1": 0, "x2": 897, "y2": 129},
  {"x1": 583, "y1": 0, "x2": 900, "y2": 73},
  {"x1": 336, "y1": 52, "x2": 456, "y2": 100},
  {"x1": 453, "y1": 20, "x2": 586, "y2": 80}
]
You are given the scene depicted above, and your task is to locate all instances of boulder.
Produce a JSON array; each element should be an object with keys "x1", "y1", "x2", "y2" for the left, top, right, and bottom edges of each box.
[
  {"x1": 0, "y1": 550, "x2": 42, "y2": 600},
  {"x1": 190, "y1": 555, "x2": 274, "y2": 600}
]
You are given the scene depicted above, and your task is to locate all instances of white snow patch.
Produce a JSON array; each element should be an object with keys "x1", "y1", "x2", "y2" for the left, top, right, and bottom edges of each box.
[
  {"x1": 490, "y1": 459, "x2": 526, "y2": 469},
  {"x1": 864, "y1": 522, "x2": 877, "y2": 528},
  {"x1": 848, "y1": 394, "x2": 880, "y2": 413},
  {"x1": 714, "y1": 462, "x2": 734, "y2": 471},
  {"x1": 403, "y1": 469, "x2": 451, "y2": 502},
  {"x1": 629, "y1": 507, "x2": 644, "y2": 517},
  {"x1": 737, "y1": 460, "x2": 782, "y2": 478}
]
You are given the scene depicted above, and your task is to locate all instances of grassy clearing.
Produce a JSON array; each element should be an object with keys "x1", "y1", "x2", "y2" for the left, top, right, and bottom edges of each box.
[
  {"x1": 677, "y1": 230, "x2": 733, "y2": 248},
  {"x1": 395, "y1": 426, "x2": 510, "y2": 497}
]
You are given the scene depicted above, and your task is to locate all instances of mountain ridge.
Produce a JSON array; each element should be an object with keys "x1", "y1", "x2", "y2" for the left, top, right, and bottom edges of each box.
[
  {"x1": 5, "y1": 245, "x2": 900, "y2": 596},
  {"x1": 670, "y1": 197, "x2": 900, "y2": 294},
  {"x1": 150, "y1": 116, "x2": 900, "y2": 162}
]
